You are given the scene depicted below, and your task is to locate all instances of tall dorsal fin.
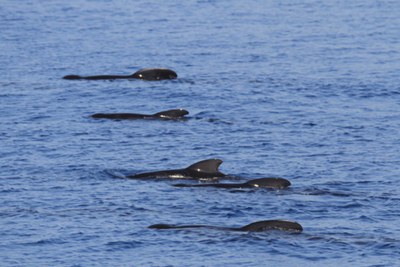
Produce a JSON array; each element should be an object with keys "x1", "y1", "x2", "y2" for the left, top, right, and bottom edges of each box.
[
  {"x1": 186, "y1": 159, "x2": 223, "y2": 173},
  {"x1": 153, "y1": 109, "x2": 189, "y2": 119}
]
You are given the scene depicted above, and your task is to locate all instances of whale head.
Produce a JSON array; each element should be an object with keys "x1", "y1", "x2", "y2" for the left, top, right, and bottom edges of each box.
[
  {"x1": 153, "y1": 109, "x2": 189, "y2": 119},
  {"x1": 245, "y1": 178, "x2": 291, "y2": 189},
  {"x1": 240, "y1": 220, "x2": 303, "y2": 232},
  {"x1": 132, "y1": 68, "x2": 177, "y2": 80}
]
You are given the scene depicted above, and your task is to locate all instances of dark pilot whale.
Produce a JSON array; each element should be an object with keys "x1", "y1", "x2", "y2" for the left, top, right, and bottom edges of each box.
[
  {"x1": 173, "y1": 177, "x2": 291, "y2": 189},
  {"x1": 149, "y1": 220, "x2": 303, "y2": 232},
  {"x1": 127, "y1": 159, "x2": 225, "y2": 179},
  {"x1": 91, "y1": 109, "x2": 189, "y2": 120},
  {"x1": 63, "y1": 68, "x2": 177, "y2": 81}
]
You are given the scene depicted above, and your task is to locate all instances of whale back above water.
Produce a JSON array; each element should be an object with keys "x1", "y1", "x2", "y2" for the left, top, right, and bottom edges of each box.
[
  {"x1": 128, "y1": 159, "x2": 225, "y2": 179},
  {"x1": 63, "y1": 68, "x2": 177, "y2": 81},
  {"x1": 149, "y1": 219, "x2": 303, "y2": 232},
  {"x1": 63, "y1": 74, "x2": 130, "y2": 80},
  {"x1": 91, "y1": 109, "x2": 188, "y2": 120},
  {"x1": 173, "y1": 177, "x2": 291, "y2": 189}
]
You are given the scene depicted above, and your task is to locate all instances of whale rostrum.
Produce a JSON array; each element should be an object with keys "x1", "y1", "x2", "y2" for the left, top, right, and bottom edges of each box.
[
  {"x1": 91, "y1": 109, "x2": 189, "y2": 120},
  {"x1": 149, "y1": 220, "x2": 303, "y2": 232},
  {"x1": 128, "y1": 159, "x2": 225, "y2": 179}
]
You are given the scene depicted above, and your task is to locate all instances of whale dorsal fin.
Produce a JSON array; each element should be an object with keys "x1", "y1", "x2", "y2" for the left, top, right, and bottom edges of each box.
[
  {"x1": 186, "y1": 159, "x2": 223, "y2": 173},
  {"x1": 153, "y1": 109, "x2": 189, "y2": 119}
]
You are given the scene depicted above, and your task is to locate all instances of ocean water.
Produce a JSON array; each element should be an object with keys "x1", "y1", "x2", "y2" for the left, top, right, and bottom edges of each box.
[{"x1": 1, "y1": 0, "x2": 400, "y2": 266}]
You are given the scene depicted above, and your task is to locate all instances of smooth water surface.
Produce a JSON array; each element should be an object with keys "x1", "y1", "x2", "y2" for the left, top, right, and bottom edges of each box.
[{"x1": 1, "y1": 0, "x2": 400, "y2": 266}]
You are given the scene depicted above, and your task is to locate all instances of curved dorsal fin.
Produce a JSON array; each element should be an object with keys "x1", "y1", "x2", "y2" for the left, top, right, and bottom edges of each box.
[
  {"x1": 153, "y1": 109, "x2": 189, "y2": 119},
  {"x1": 186, "y1": 159, "x2": 223, "y2": 173}
]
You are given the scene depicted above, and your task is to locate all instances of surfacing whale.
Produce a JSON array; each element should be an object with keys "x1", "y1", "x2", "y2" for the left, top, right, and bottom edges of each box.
[
  {"x1": 63, "y1": 68, "x2": 177, "y2": 81},
  {"x1": 127, "y1": 159, "x2": 225, "y2": 179},
  {"x1": 173, "y1": 177, "x2": 291, "y2": 189},
  {"x1": 91, "y1": 109, "x2": 189, "y2": 120},
  {"x1": 149, "y1": 220, "x2": 303, "y2": 232}
]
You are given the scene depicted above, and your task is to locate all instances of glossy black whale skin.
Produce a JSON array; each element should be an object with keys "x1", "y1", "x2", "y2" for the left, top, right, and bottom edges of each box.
[
  {"x1": 174, "y1": 177, "x2": 291, "y2": 189},
  {"x1": 91, "y1": 109, "x2": 188, "y2": 120},
  {"x1": 149, "y1": 220, "x2": 303, "y2": 232},
  {"x1": 127, "y1": 159, "x2": 225, "y2": 179},
  {"x1": 63, "y1": 68, "x2": 177, "y2": 81}
]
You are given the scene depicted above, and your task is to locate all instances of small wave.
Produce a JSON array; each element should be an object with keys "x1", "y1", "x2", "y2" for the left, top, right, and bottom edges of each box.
[
  {"x1": 22, "y1": 238, "x2": 67, "y2": 246},
  {"x1": 106, "y1": 240, "x2": 144, "y2": 250},
  {"x1": 103, "y1": 169, "x2": 127, "y2": 179}
]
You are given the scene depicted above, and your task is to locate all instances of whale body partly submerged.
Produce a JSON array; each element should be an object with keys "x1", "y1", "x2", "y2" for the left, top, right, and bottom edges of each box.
[
  {"x1": 174, "y1": 177, "x2": 291, "y2": 189},
  {"x1": 128, "y1": 159, "x2": 225, "y2": 179},
  {"x1": 149, "y1": 219, "x2": 303, "y2": 232},
  {"x1": 63, "y1": 68, "x2": 177, "y2": 81},
  {"x1": 91, "y1": 109, "x2": 188, "y2": 120}
]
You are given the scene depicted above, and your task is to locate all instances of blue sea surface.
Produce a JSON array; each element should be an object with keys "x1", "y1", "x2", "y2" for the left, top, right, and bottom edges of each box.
[{"x1": 1, "y1": 0, "x2": 400, "y2": 266}]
